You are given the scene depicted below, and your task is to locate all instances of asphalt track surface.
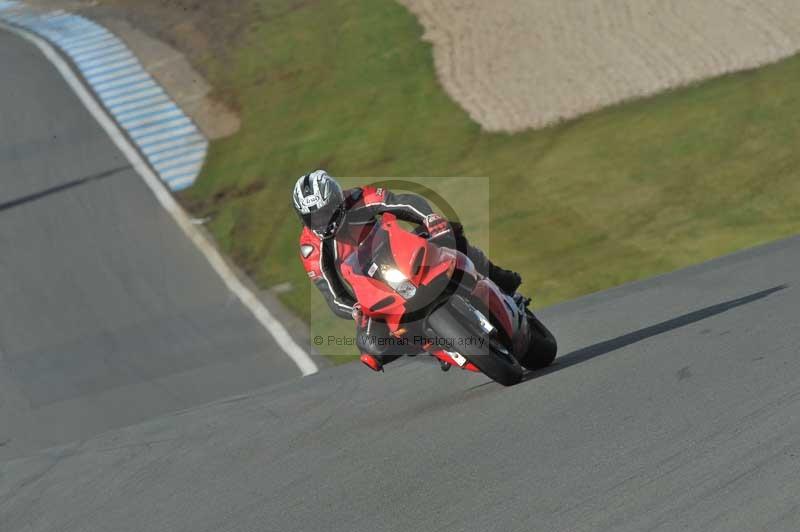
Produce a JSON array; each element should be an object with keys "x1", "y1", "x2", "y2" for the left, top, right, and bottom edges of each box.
[
  {"x1": 0, "y1": 28, "x2": 300, "y2": 463},
  {"x1": 2, "y1": 27, "x2": 800, "y2": 532}
]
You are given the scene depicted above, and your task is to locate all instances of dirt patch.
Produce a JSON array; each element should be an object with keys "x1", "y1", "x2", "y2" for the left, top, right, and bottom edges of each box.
[{"x1": 398, "y1": 0, "x2": 800, "y2": 132}]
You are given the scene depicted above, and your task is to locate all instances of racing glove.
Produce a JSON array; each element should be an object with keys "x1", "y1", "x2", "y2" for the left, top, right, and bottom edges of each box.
[{"x1": 424, "y1": 213, "x2": 450, "y2": 240}]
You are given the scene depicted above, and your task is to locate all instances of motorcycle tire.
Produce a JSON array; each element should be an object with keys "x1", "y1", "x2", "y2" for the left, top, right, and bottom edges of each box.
[
  {"x1": 520, "y1": 309, "x2": 558, "y2": 370},
  {"x1": 426, "y1": 302, "x2": 523, "y2": 386}
]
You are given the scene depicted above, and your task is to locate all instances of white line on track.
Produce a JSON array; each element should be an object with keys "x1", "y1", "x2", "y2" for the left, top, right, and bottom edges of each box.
[{"x1": 0, "y1": 21, "x2": 319, "y2": 377}]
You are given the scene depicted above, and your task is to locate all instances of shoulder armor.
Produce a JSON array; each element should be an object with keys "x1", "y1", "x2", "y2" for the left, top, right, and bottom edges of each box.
[
  {"x1": 360, "y1": 185, "x2": 385, "y2": 205},
  {"x1": 299, "y1": 227, "x2": 322, "y2": 278}
]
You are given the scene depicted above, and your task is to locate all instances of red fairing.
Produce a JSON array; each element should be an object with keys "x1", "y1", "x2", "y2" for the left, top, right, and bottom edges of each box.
[
  {"x1": 340, "y1": 260, "x2": 406, "y2": 326},
  {"x1": 431, "y1": 350, "x2": 481, "y2": 372},
  {"x1": 415, "y1": 245, "x2": 463, "y2": 287},
  {"x1": 464, "y1": 362, "x2": 480, "y2": 372},
  {"x1": 360, "y1": 185, "x2": 386, "y2": 206},
  {"x1": 300, "y1": 226, "x2": 361, "y2": 282},
  {"x1": 299, "y1": 227, "x2": 322, "y2": 280}
]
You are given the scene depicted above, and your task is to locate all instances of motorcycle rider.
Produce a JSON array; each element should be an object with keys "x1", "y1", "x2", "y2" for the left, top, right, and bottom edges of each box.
[{"x1": 293, "y1": 170, "x2": 521, "y2": 372}]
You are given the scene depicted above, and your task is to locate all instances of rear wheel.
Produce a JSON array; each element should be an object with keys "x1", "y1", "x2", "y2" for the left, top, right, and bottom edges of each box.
[
  {"x1": 426, "y1": 303, "x2": 523, "y2": 386},
  {"x1": 520, "y1": 310, "x2": 558, "y2": 370}
]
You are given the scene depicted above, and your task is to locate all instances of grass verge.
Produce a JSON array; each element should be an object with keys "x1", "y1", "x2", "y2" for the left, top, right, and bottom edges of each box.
[{"x1": 178, "y1": 0, "x2": 800, "y2": 362}]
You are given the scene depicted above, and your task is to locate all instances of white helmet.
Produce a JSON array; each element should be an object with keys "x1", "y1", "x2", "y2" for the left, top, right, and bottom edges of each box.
[{"x1": 292, "y1": 170, "x2": 346, "y2": 239}]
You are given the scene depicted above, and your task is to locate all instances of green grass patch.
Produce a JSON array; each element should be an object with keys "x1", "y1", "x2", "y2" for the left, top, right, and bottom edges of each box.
[{"x1": 180, "y1": 0, "x2": 800, "y2": 362}]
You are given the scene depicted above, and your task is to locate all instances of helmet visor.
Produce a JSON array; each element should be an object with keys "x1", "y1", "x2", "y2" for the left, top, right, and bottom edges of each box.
[{"x1": 302, "y1": 202, "x2": 346, "y2": 239}]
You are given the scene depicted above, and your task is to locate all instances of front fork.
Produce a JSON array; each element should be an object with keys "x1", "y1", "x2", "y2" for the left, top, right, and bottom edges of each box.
[{"x1": 422, "y1": 295, "x2": 497, "y2": 373}]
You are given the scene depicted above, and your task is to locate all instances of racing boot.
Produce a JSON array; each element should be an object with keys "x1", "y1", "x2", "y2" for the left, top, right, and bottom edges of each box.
[
  {"x1": 488, "y1": 263, "x2": 522, "y2": 296},
  {"x1": 360, "y1": 353, "x2": 402, "y2": 372},
  {"x1": 453, "y1": 225, "x2": 521, "y2": 296}
]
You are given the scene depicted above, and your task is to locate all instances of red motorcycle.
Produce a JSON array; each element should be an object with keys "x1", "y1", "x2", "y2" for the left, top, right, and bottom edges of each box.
[{"x1": 340, "y1": 214, "x2": 557, "y2": 386}]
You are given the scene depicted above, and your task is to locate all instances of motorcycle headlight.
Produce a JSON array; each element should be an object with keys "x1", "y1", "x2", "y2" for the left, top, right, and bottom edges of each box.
[
  {"x1": 382, "y1": 267, "x2": 407, "y2": 284},
  {"x1": 381, "y1": 267, "x2": 417, "y2": 299}
]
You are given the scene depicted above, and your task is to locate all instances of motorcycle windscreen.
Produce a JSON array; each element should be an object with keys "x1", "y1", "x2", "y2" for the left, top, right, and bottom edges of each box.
[{"x1": 349, "y1": 223, "x2": 399, "y2": 280}]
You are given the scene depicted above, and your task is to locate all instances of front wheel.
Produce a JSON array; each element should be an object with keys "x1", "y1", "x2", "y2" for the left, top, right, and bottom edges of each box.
[
  {"x1": 520, "y1": 310, "x2": 558, "y2": 370},
  {"x1": 426, "y1": 302, "x2": 523, "y2": 386}
]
